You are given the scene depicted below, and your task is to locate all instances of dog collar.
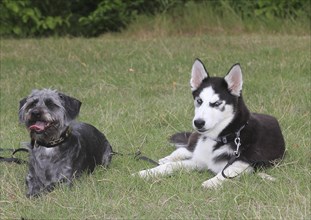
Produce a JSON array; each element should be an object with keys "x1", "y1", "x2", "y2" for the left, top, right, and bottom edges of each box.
[
  {"x1": 31, "y1": 126, "x2": 72, "y2": 148},
  {"x1": 215, "y1": 122, "x2": 248, "y2": 146}
]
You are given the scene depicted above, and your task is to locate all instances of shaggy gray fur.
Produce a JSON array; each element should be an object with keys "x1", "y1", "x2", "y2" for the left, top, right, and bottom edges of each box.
[{"x1": 19, "y1": 89, "x2": 112, "y2": 197}]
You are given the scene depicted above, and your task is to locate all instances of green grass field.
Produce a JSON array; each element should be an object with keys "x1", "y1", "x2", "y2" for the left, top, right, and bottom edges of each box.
[{"x1": 0, "y1": 34, "x2": 310, "y2": 219}]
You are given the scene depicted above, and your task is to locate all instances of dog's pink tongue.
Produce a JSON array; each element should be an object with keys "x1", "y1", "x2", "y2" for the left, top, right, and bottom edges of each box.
[{"x1": 29, "y1": 121, "x2": 46, "y2": 132}]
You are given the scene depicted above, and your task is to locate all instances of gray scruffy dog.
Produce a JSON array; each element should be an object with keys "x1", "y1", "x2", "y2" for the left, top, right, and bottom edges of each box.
[{"x1": 19, "y1": 89, "x2": 112, "y2": 197}]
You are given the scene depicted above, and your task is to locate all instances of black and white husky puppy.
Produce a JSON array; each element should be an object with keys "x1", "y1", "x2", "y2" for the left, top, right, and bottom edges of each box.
[{"x1": 137, "y1": 59, "x2": 285, "y2": 188}]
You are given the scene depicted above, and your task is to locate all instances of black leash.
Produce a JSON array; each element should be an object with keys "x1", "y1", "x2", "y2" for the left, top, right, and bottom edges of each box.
[
  {"x1": 220, "y1": 122, "x2": 248, "y2": 179},
  {"x1": 221, "y1": 155, "x2": 239, "y2": 179},
  {"x1": 1, "y1": 145, "x2": 159, "y2": 167},
  {"x1": 0, "y1": 147, "x2": 29, "y2": 164},
  {"x1": 134, "y1": 151, "x2": 159, "y2": 166},
  {"x1": 111, "y1": 150, "x2": 159, "y2": 166}
]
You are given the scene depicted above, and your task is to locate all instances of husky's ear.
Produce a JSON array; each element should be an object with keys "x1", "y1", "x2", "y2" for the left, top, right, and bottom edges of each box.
[
  {"x1": 224, "y1": 64, "x2": 243, "y2": 97},
  {"x1": 190, "y1": 59, "x2": 209, "y2": 91},
  {"x1": 58, "y1": 93, "x2": 82, "y2": 121}
]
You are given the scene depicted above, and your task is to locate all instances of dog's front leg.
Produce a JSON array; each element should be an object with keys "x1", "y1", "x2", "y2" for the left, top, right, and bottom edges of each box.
[
  {"x1": 158, "y1": 147, "x2": 193, "y2": 165},
  {"x1": 202, "y1": 160, "x2": 253, "y2": 189},
  {"x1": 137, "y1": 159, "x2": 201, "y2": 178},
  {"x1": 26, "y1": 173, "x2": 43, "y2": 198}
]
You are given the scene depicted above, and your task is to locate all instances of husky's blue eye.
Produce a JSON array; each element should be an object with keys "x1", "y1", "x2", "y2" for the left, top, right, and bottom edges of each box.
[
  {"x1": 196, "y1": 98, "x2": 203, "y2": 105},
  {"x1": 210, "y1": 100, "x2": 223, "y2": 107}
]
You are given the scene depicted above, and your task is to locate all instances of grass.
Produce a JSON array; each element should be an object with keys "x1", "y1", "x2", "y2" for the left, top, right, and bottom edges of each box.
[{"x1": 0, "y1": 33, "x2": 310, "y2": 219}]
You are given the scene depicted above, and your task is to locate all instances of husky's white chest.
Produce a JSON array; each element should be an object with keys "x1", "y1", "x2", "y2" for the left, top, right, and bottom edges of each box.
[{"x1": 192, "y1": 137, "x2": 234, "y2": 174}]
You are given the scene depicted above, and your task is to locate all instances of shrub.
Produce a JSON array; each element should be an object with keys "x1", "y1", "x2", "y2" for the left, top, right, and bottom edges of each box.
[
  {"x1": 0, "y1": 0, "x2": 309, "y2": 37},
  {"x1": 0, "y1": 0, "x2": 167, "y2": 37},
  {"x1": 0, "y1": 0, "x2": 72, "y2": 37}
]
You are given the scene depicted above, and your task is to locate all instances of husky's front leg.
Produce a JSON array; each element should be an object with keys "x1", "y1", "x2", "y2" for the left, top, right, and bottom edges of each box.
[
  {"x1": 158, "y1": 148, "x2": 193, "y2": 165},
  {"x1": 137, "y1": 159, "x2": 200, "y2": 178},
  {"x1": 202, "y1": 160, "x2": 253, "y2": 189}
]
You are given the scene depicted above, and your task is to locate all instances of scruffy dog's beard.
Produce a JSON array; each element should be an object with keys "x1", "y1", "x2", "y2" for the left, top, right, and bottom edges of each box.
[
  {"x1": 29, "y1": 123, "x2": 64, "y2": 144},
  {"x1": 25, "y1": 114, "x2": 65, "y2": 145}
]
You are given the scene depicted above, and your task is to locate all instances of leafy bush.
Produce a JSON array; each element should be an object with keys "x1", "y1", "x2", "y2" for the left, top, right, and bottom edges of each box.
[
  {"x1": 0, "y1": 0, "x2": 166, "y2": 37},
  {"x1": 76, "y1": 0, "x2": 168, "y2": 37},
  {"x1": 0, "y1": 0, "x2": 71, "y2": 37},
  {"x1": 255, "y1": 0, "x2": 310, "y2": 20},
  {"x1": 0, "y1": 0, "x2": 309, "y2": 37}
]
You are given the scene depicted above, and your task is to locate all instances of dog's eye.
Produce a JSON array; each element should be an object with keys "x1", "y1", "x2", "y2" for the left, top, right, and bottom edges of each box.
[
  {"x1": 196, "y1": 98, "x2": 203, "y2": 105},
  {"x1": 27, "y1": 99, "x2": 38, "y2": 109},
  {"x1": 209, "y1": 100, "x2": 223, "y2": 107},
  {"x1": 45, "y1": 99, "x2": 56, "y2": 108}
]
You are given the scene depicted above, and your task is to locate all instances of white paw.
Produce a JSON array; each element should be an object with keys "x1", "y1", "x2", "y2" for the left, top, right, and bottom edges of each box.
[
  {"x1": 158, "y1": 156, "x2": 173, "y2": 165},
  {"x1": 158, "y1": 148, "x2": 193, "y2": 165},
  {"x1": 138, "y1": 170, "x2": 149, "y2": 178},
  {"x1": 257, "y1": 172, "x2": 276, "y2": 182},
  {"x1": 201, "y1": 177, "x2": 223, "y2": 189},
  {"x1": 133, "y1": 169, "x2": 154, "y2": 179}
]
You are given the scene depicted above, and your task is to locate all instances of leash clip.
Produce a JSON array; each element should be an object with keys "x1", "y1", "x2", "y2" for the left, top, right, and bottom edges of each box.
[{"x1": 234, "y1": 137, "x2": 241, "y2": 157}]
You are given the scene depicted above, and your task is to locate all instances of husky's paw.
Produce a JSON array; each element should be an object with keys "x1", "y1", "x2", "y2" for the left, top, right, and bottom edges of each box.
[
  {"x1": 159, "y1": 148, "x2": 193, "y2": 165},
  {"x1": 257, "y1": 172, "x2": 276, "y2": 182},
  {"x1": 158, "y1": 156, "x2": 173, "y2": 165},
  {"x1": 133, "y1": 169, "x2": 154, "y2": 179},
  {"x1": 201, "y1": 177, "x2": 223, "y2": 189}
]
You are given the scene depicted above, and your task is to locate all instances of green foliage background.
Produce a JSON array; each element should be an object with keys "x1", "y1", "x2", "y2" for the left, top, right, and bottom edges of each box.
[
  {"x1": 0, "y1": 0, "x2": 164, "y2": 37},
  {"x1": 1, "y1": 0, "x2": 310, "y2": 37}
]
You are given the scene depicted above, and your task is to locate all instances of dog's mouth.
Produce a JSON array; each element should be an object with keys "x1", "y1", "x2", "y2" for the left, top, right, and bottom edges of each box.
[
  {"x1": 28, "y1": 121, "x2": 52, "y2": 133},
  {"x1": 196, "y1": 128, "x2": 208, "y2": 134}
]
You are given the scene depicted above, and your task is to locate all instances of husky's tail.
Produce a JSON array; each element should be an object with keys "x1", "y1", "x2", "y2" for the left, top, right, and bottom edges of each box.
[{"x1": 169, "y1": 132, "x2": 192, "y2": 148}]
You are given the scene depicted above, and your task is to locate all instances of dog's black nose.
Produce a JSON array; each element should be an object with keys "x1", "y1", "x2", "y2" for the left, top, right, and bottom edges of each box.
[
  {"x1": 194, "y1": 119, "x2": 205, "y2": 129},
  {"x1": 31, "y1": 109, "x2": 41, "y2": 118}
]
